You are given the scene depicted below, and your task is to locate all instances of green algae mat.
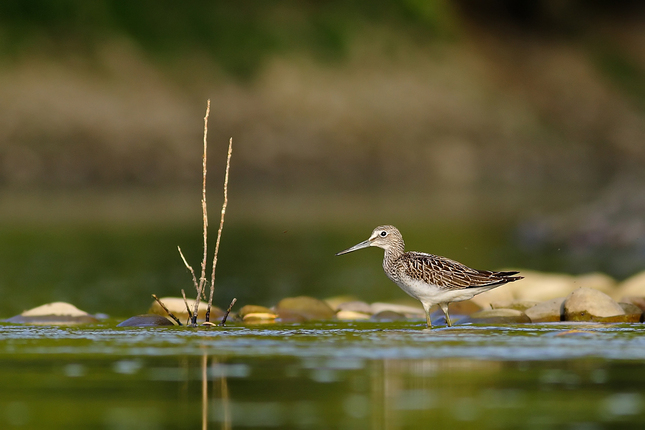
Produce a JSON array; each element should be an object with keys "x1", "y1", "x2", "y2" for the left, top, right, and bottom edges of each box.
[{"x1": 2, "y1": 321, "x2": 645, "y2": 429}]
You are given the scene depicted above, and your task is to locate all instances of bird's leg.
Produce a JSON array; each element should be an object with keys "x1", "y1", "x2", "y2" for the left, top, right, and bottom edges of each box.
[
  {"x1": 439, "y1": 303, "x2": 452, "y2": 327},
  {"x1": 422, "y1": 303, "x2": 433, "y2": 328}
]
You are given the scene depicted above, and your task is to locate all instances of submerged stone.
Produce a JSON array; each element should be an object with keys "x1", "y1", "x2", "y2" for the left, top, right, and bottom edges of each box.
[
  {"x1": 117, "y1": 314, "x2": 175, "y2": 327},
  {"x1": 564, "y1": 288, "x2": 625, "y2": 322},
  {"x1": 275, "y1": 296, "x2": 335, "y2": 321},
  {"x1": 5, "y1": 302, "x2": 99, "y2": 325}
]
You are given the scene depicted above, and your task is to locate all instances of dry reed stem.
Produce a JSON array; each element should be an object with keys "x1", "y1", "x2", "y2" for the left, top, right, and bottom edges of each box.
[
  {"x1": 219, "y1": 297, "x2": 237, "y2": 327},
  {"x1": 152, "y1": 294, "x2": 182, "y2": 326},
  {"x1": 206, "y1": 137, "x2": 233, "y2": 322},
  {"x1": 178, "y1": 246, "x2": 199, "y2": 291},
  {"x1": 181, "y1": 288, "x2": 193, "y2": 325},
  {"x1": 193, "y1": 99, "x2": 211, "y2": 325}
]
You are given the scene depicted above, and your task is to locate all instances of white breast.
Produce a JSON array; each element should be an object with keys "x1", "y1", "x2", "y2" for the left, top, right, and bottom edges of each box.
[{"x1": 390, "y1": 274, "x2": 493, "y2": 306}]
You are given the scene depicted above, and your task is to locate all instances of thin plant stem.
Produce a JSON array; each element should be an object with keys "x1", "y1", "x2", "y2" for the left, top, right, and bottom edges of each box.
[
  {"x1": 193, "y1": 99, "x2": 211, "y2": 326},
  {"x1": 152, "y1": 294, "x2": 182, "y2": 326},
  {"x1": 181, "y1": 289, "x2": 193, "y2": 325},
  {"x1": 178, "y1": 246, "x2": 199, "y2": 292},
  {"x1": 219, "y1": 298, "x2": 237, "y2": 327},
  {"x1": 206, "y1": 137, "x2": 232, "y2": 322}
]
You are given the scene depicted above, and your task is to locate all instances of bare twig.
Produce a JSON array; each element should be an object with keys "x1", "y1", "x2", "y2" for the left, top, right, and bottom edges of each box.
[
  {"x1": 193, "y1": 99, "x2": 211, "y2": 325},
  {"x1": 206, "y1": 137, "x2": 233, "y2": 322},
  {"x1": 178, "y1": 246, "x2": 199, "y2": 291},
  {"x1": 219, "y1": 298, "x2": 237, "y2": 327},
  {"x1": 152, "y1": 294, "x2": 182, "y2": 326},
  {"x1": 181, "y1": 289, "x2": 193, "y2": 325}
]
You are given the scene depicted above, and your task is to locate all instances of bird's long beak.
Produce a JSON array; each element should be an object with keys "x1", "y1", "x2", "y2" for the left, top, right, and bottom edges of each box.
[{"x1": 336, "y1": 239, "x2": 372, "y2": 256}]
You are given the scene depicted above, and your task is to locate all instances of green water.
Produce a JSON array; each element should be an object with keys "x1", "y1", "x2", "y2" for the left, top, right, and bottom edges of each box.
[
  {"x1": 0, "y1": 222, "x2": 522, "y2": 318},
  {"x1": 2, "y1": 322, "x2": 645, "y2": 429},
  {"x1": 0, "y1": 221, "x2": 521, "y2": 319}
]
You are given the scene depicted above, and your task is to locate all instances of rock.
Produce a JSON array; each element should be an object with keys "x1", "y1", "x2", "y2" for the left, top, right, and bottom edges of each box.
[
  {"x1": 275, "y1": 296, "x2": 336, "y2": 321},
  {"x1": 618, "y1": 303, "x2": 643, "y2": 322},
  {"x1": 525, "y1": 298, "x2": 565, "y2": 323},
  {"x1": 275, "y1": 308, "x2": 308, "y2": 323},
  {"x1": 117, "y1": 314, "x2": 175, "y2": 327},
  {"x1": 336, "y1": 301, "x2": 373, "y2": 314},
  {"x1": 370, "y1": 303, "x2": 425, "y2": 318},
  {"x1": 324, "y1": 295, "x2": 360, "y2": 311},
  {"x1": 446, "y1": 300, "x2": 482, "y2": 315},
  {"x1": 615, "y1": 271, "x2": 645, "y2": 299},
  {"x1": 563, "y1": 288, "x2": 625, "y2": 322},
  {"x1": 512, "y1": 271, "x2": 579, "y2": 302},
  {"x1": 460, "y1": 309, "x2": 531, "y2": 325},
  {"x1": 371, "y1": 310, "x2": 408, "y2": 321},
  {"x1": 336, "y1": 310, "x2": 372, "y2": 320},
  {"x1": 621, "y1": 296, "x2": 645, "y2": 312},
  {"x1": 491, "y1": 300, "x2": 540, "y2": 312},
  {"x1": 5, "y1": 302, "x2": 99, "y2": 325},
  {"x1": 238, "y1": 305, "x2": 275, "y2": 318},
  {"x1": 471, "y1": 270, "x2": 618, "y2": 308},
  {"x1": 149, "y1": 297, "x2": 224, "y2": 322},
  {"x1": 242, "y1": 313, "x2": 277, "y2": 324}
]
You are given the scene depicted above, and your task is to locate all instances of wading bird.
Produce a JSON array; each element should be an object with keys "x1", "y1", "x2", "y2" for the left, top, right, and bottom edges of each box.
[{"x1": 336, "y1": 225, "x2": 523, "y2": 328}]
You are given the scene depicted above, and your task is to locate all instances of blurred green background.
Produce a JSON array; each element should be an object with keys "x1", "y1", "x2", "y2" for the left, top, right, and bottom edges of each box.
[{"x1": 1, "y1": 0, "x2": 645, "y2": 317}]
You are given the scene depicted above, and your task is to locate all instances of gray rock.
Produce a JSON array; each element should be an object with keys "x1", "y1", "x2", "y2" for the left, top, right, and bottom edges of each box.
[
  {"x1": 563, "y1": 287, "x2": 625, "y2": 322},
  {"x1": 525, "y1": 297, "x2": 565, "y2": 323},
  {"x1": 117, "y1": 314, "x2": 175, "y2": 327}
]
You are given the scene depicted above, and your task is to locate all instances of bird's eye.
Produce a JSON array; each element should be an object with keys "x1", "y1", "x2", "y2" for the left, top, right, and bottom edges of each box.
[{"x1": 380, "y1": 231, "x2": 387, "y2": 237}]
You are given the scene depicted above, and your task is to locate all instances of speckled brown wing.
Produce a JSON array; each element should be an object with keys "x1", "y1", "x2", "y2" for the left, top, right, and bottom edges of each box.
[{"x1": 400, "y1": 252, "x2": 523, "y2": 290}]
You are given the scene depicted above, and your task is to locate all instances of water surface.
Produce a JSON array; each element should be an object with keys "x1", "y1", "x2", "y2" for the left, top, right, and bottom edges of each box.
[{"x1": 2, "y1": 321, "x2": 645, "y2": 429}]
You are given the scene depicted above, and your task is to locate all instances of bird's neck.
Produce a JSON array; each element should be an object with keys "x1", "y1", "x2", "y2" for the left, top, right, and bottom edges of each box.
[{"x1": 382, "y1": 242, "x2": 405, "y2": 273}]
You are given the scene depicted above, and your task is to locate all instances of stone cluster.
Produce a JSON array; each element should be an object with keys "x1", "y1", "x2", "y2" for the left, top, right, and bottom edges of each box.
[{"x1": 5, "y1": 269, "x2": 645, "y2": 327}]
